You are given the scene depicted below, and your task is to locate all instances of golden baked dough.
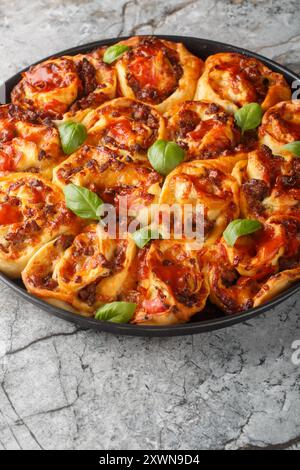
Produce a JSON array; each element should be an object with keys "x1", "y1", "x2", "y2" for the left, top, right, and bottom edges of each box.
[
  {"x1": 114, "y1": 36, "x2": 203, "y2": 114},
  {"x1": 65, "y1": 97, "x2": 166, "y2": 163},
  {"x1": 232, "y1": 146, "x2": 300, "y2": 221},
  {"x1": 259, "y1": 100, "x2": 300, "y2": 156},
  {"x1": 159, "y1": 159, "x2": 240, "y2": 244},
  {"x1": 0, "y1": 105, "x2": 64, "y2": 178},
  {"x1": 53, "y1": 145, "x2": 162, "y2": 217},
  {"x1": 22, "y1": 224, "x2": 137, "y2": 314},
  {"x1": 132, "y1": 240, "x2": 209, "y2": 325},
  {"x1": 11, "y1": 48, "x2": 117, "y2": 119},
  {"x1": 0, "y1": 173, "x2": 81, "y2": 277},
  {"x1": 205, "y1": 214, "x2": 300, "y2": 313},
  {"x1": 195, "y1": 52, "x2": 291, "y2": 113},
  {"x1": 167, "y1": 100, "x2": 256, "y2": 161}
]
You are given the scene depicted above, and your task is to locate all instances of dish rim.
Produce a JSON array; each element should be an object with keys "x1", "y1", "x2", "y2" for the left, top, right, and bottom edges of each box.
[{"x1": 1, "y1": 34, "x2": 299, "y2": 337}]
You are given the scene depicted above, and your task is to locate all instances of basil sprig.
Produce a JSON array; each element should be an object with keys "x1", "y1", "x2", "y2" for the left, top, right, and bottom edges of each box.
[
  {"x1": 131, "y1": 226, "x2": 161, "y2": 249},
  {"x1": 234, "y1": 103, "x2": 263, "y2": 133},
  {"x1": 57, "y1": 121, "x2": 87, "y2": 155},
  {"x1": 103, "y1": 44, "x2": 131, "y2": 64},
  {"x1": 95, "y1": 301, "x2": 136, "y2": 323},
  {"x1": 148, "y1": 140, "x2": 185, "y2": 176},
  {"x1": 282, "y1": 141, "x2": 300, "y2": 157},
  {"x1": 64, "y1": 184, "x2": 103, "y2": 220},
  {"x1": 223, "y1": 219, "x2": 262, "y2": 247}
]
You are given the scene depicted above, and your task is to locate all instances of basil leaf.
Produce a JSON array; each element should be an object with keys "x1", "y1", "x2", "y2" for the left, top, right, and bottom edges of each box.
[
  {"x1": 282, "y1": 141, "x2": 300, "y2": 157},
  {"x1": 223, "y1": 219, "x2": 262, "y2": 247},
  {"x1": 148, "y1": 140, "x2": 185, "y2": 176},
  {"x1": 95, "y1": 301, "x2": 136, "y2": 323},
  {"x1": 103, "y1": 45, "x2": 130, "y2": 64},
  {"x1": 63, "y1": 184, "x2": 103, "y2": 219},
  {"x1": 131, "y1": 226, "x2": 161, "y2": 248},
  {"x1": 57, "y1": 121, "x2": 87, "y2": 155},
  {"x1": 234, "y1": 103, "x2": 263, "y2": 133}
]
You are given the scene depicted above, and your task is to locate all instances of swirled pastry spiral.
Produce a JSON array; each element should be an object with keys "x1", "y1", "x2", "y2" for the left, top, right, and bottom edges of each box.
[
  {"x1": 232, "y1": 145, "x2": 300, "y2": 221},
  {"x1": 205, "y1": 215, "x2": 300, "y2": 313},
  {"x1": 22, "y1": 224, "x2": 137, "y2": 314},
  {"x1": 68, "y1": 98, "x2": 166, "y2": 162},
  {"x1": 11, "y1": 48, "x2": 117, "y2": 119},
  {"x1": 0, "y1": 173, "x2": 81, "y2": 277},
  {"x1": 195, "y1": 53, "x2": 291, "y2": 113},
  {"x1": 114, "y1": 36, "x2": 203, "y2": 113},
  {"x1": 53, "y1": 145, "x2": 162, "y2": 217},
  {"x1": 159, "y1": 159, "x2": 240, "y2": 244},
  {"x1": 131, "y1": 240, "x2": 209, "y2": 325},
  {"x1": 0, "y1": 105, "x2": 64, "y2": 178},
  {"x1": 167, "y1": 100, "x2": 256, "y2": 161},
  {"x1": 259, "y1": 100, "x2": 300, "y2": 156}
]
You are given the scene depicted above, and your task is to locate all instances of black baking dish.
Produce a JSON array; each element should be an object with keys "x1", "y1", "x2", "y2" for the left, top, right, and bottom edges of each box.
[{"x1": 0, "y1": 35, "x2": 299, "y2": 336}]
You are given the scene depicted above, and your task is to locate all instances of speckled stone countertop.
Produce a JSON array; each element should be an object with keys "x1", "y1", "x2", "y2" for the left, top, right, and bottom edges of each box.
[{"x1": 0, "y1": 0, "x2": 300, "y2": 450}]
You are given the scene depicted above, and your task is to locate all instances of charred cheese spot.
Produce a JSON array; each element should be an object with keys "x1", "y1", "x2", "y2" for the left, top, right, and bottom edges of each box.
[
  {"x1": 195, "y1": 53, "x2": 291, "y2": 113},
  {"x1": 115, "y1": 36, "x2": 203, "y2": 113}
]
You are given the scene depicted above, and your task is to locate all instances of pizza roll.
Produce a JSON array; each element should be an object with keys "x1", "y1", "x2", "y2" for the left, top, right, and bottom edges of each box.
[
  {"x1": 221, "y1": 218, "x2": 285, "y2": 278},
  {"x1": 53, "y1": 145, "x2": 162, "y2": 217},
  {"x1": 114, "y1": 36, "x2": 203, "y2": 114},
  {"x1": 22, "y1": 224, "x2": 137, "y2": 315},
  {"x1": 250, "y1": 214, "x2": 300, "y2": 306},
  {"x1": 195, "y1": 53, "x2": 291, "y2": 113},
  {"x1": 259, "y1": 100, "x2": 300, "y2": 156},
  {"x1": 66, "y1": 97, "x2": 166, "y2": 162},
  {"x1": 0, "y1": 105, "x2": 64, "y2": 178},
  {"x1": 206, "y1": 214, "x2": 300, "y2": 313},
  {"x1": 232, "y1": 145, "x2": 300, "y2": 221},
  {"x1": 11, "y1": 48, "x2": 117, "y2": 119},
  {"x1": 167, "y1": 100, "x2": 256, "y2": 161},
  {"x1": 0, "y1": 173, "x2": 81, "y2": 277},
  {"x1": 132, "y1": 240, "x2": 209, "y2": 325},
  {"x1": 159, "y1": 159, "x2": 240, "y2": 244}
]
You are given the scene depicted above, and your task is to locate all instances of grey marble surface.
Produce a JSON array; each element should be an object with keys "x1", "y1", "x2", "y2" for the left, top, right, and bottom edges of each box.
[{"x1": 0, "y1": 0, "x2": 300, "y2": 450}]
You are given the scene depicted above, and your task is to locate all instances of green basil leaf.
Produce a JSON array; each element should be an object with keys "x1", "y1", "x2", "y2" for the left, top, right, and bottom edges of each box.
[
  {"x1": 234, "y1": 103, "x2": 263, "y2": 133},
  {"x1": 282, "y1": 141, "x2": 300, "y2": 157},
  {"x1": 95, "y1": 301, "x2": 136, "y2": 323},
  {"x1": 63, "y1": 184, "x2": 103, "y2": 219},
  {"x1": 131, "y1": 226, "x2": 161, "y2": 248},
  {"x1": 223, "y1": 219, "x2": 263, "y2": 247},
  {"x1": 103, "y1": 45, "x2": 131, "y2": 64},
  {"x1": 57, "y1": 121, "x2": 87, "y2": 155},
  {"x1": 147, "y1": 140, "x2": 185, "y2": 176}
]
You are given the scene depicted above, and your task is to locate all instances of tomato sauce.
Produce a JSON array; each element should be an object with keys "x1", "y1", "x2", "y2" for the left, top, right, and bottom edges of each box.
[
  {"x1": 188, "y1": 119, "x2": 218, "y2": 140},
  {"x1": 0, "y1": 147, "x2": 17, "y2": 171},
  {"x1": 0, "y1": 203, "x2": 22, "y2": 225}
]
